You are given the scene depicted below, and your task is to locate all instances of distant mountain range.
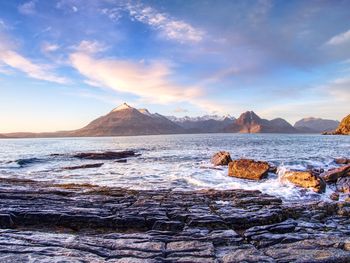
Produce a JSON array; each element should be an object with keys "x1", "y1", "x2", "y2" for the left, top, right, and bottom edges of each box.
[
  {"x1": 0, "y1": 103, "x2": 343, "y2": 138},
  {"x1": 294, "y1": 117, "x2": 339, "y2": 133}
]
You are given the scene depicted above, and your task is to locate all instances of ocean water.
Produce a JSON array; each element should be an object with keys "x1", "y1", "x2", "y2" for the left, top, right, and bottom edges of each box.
[{"x1": 0, "y1": 134, "x2": 349, "y2": 201}]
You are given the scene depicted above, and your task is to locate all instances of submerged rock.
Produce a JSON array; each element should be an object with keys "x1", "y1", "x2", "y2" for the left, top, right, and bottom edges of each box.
[
  {"x1": 62, "y1": 163, "x2": 104, "y2": 170},
  {"x1": 228, "y1": 159, "x2": 269, "y2": 180},
  {"x1": 321, "y1": 164, "x2": 350, "y2": 182},
  {"x1": 211, "y1": 151, "x2": 232, "y2": 166},
  {"x1": 73, "y1": 150, "x2": 139, "y2": 160},
  {"x1": 281, "y1": 170, "x2": 326, "y2": 193}
]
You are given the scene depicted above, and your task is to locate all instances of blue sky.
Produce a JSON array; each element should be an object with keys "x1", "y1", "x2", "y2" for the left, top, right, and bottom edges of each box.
[{"x1": 0, "y1": 0, "x2": 349, "y2": 132}]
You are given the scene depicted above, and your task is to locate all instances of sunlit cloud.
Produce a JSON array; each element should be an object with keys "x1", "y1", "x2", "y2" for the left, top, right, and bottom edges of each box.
[
  {"x1": 70, "y1": 42, "x2": 202, "y2": 104},
  {"x1": 326, "y1": 29, "x2": 350, "y2": 45},
  {"x1": 0, "y1": 34, "x2": 68, "y2": 84}
]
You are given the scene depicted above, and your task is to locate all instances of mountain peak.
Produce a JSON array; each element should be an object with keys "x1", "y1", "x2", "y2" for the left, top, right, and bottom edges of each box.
[
  {"x1": 237, "y1": 111, "x2": 261, "y2": 123},
  {"x1": 138, "y1": 108, "x2": 152, "y2": 116},
  {"x1": 112, "y1": 103, "x2": 133, "y2": 112}
]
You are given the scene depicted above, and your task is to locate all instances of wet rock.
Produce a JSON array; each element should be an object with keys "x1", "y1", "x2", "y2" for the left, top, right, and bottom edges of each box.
[
  {"x1": 337, "y1": 177, "x2": 350, "y2": 193},
  {"x1": 321, "y1": 164, "x2": 350, "y2": 182},
  {"x1": 228, "y1": 159, "x2": 270, "y2": 180},
  {"x1": 268, "y1": 165, "x2": 277, "y2": 174},
  {"x1": 281, "y1": 170, "x2": 326, "y2": 193},
  {"x1": 62, "y1": 163, "x2": 104, "y2": 170},
  {"x1": 0, "y1": 178, "x2": 350, "y2": 262},
  {"x1": 335, "y1": 158, "x2": 350, "y2": 165},
  {"x1": 73, "y1": 150, "x2": 139, "y2": 160},
  {"x1": 330, "y1": 192, "x2": 340, "y2": 201},
  {"x1": 15, "y1": 157, "x2": 42, "y2": 167},
  {"x1": 211, "y1": 151, "x2": 232, "y2": 166}
]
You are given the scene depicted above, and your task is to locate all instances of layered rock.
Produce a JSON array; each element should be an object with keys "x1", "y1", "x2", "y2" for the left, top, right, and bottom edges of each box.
[
  {"x1": 280, "y1": 170, "x2": 326, "y2": 193},
  {"x1": 211, "y1": 151, "x2": 232, "y2": 166},
  {"x1": 1, "y1": 178, "x2": 350, "y2": 262},
  {"x1": 228, "y1": 159, "x2": 270, "y2": 180}
]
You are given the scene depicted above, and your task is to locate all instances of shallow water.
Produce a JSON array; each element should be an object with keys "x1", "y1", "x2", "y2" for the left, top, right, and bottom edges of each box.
[{"x1": 0, "y1": 134, "x2": 349, "y2": 201}]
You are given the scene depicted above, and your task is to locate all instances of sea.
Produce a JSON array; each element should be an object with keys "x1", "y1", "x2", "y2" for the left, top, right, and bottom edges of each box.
[{"x1": 1, "y1": 134, "x2": 350, "y2": 201}]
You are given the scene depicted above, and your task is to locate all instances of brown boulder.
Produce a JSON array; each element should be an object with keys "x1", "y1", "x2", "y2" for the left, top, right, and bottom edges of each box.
[
  {"x1": 281, "y1": 171, "x2": 326, "y2": 193},
  {"x1": 321, "y1": 164, "x2": 350, "y2": 182},
  {"x1": 228, "y1": 159, "x2": 269, "y2": 180},
  {"x1": 337, "y1": 177, "x2": 350, "y2": 193},
  {"x1": 211, "y1": 151, "x2": 232, "y2": 166}
]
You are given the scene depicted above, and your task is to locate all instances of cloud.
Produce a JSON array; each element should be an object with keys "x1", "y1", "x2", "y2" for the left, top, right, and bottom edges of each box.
[
  {"x1": 18, "y1": 1, "x2": 36, "y2": 15},
  {"x1": 125, "y1": 3, "x2": 204, "y2": 43},
  {"x1": 41, "y1": 42, "x2": 60, "y2": 53},
  {"x1": 326, "y1": 29, "x2": 350, "y2": 45},
  {"x1": 73, "y1": 40, "x2": 108, "y2": 54},
  {"x1": 70, "y1": 50, "x2": 202, "y2": 104},
  {"x1": 174, "y1": 107, "x2": 189, "y2": 113},
  {"x1": 0, "y1": 34, "x2": 68, "y2": 84},
  {"x1": 323, "y1": 76, "x2": 350, "y2": 101}
]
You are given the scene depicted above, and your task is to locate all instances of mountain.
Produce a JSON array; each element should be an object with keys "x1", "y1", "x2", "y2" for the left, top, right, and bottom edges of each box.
[
  {"x1": 69, "y1": 103, "x2": 185, "y2": 136},
  {"x1": 333, "y1": 114, "x2": 350, "y2": 135},
  {"x1": 168, "y1": 115, "x2": 235, "y2": 133},
  {"x1": 225, "y1": 111, "x2": 297, "y2": 133},
  {"x1": 294, "y1": 117, "x2": 339, "y2": 133}
]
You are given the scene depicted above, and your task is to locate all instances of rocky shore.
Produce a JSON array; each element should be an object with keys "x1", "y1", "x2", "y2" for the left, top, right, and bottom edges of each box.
[{"x1": 1, "y1": 177, "x2": 350, "y2": 262}]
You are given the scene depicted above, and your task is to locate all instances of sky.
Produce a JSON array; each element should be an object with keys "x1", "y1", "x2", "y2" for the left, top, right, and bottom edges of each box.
[{"x1": 0, "y1": 0, "x2": 350, "y2": 132}]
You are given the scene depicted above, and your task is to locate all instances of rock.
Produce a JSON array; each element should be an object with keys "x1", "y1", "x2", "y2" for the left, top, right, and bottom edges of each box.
[
  {"x1": 337, "y1": 177, "x2": 350, "y2": 193},
  {"x1": 62, "y1": 163, "x2": 104, "y2": 170},
  {"x1": 211, "y1": 151, "x2": 232, "y2": 166},
  {"x1": 330, "y1": 192, "x2": 339, "y2": 201},
  {"x1": 334, "y1": 114, "x2": 350, "y2": 135},
  {"x1": 2, "y1": 178, "x2": 350, "y2": 262},
  {"x1": 281, "y1": 170, "x2": 326, "y2": 193},
  {"x1": 73, "y1": 150, "x2": 139, "y2": 160},
  {"x1": 321, "y1": 164, "x2": 350, "y2": 182},
  {"x1": 228, "y1": 159, "x2": 269, "y2": 180},
  {"x1": 268, "y1": 165, "x2": 277, "y2": 174},
  {"x1": 335, "y1": 158, "x2": 350, "y2": 165}
]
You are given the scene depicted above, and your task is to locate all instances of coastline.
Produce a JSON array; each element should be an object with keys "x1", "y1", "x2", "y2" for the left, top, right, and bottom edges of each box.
[{"x1": 0, "y1": 178, "x2": 350, "y2": 262}]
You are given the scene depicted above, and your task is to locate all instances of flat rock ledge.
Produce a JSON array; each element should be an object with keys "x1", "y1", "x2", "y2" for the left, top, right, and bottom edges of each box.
[{"x1": 0, "y1": 178, "x2": 350, "y2": 262}]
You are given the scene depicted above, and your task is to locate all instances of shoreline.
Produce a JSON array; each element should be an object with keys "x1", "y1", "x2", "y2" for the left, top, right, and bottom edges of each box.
[{"x1": 0, "y1": 178, "x2": 350, "y2": 262}]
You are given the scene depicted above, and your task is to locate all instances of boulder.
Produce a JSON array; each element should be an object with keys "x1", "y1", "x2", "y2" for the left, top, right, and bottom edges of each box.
[
  {"x1": 337, "y1": 177, "x2": 350, "y2": 193},
  {"x1": 281, "y1": 171, "x2": 326, "y2": 193},
  {"x1": 73, "y1": 151, "x2": 138, "y2": 160},
  {"x1": 321, "y1": 164, "x2": 350, "y2": 183},
  {"x1": 335, "y1": 158, "x2": 350, "y2": 165},
  {"x1": 228, "y1": 159, "x2": 269, "y2": 180},
  {"x1": 211, "y1": 151, "x2": 232, "y2": 166}
]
